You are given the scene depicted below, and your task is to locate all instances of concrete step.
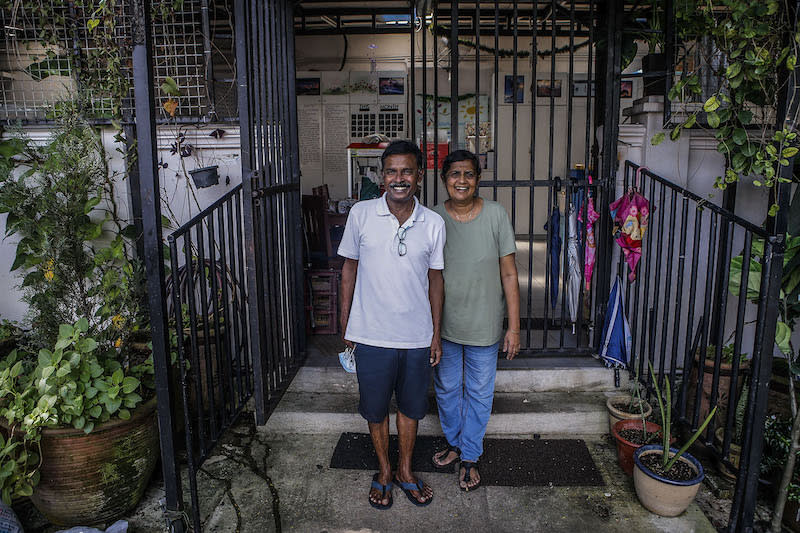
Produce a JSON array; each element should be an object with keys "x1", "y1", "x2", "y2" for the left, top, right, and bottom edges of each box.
[
  {"x1": 289, "y1": 360, "x2": 629, "y2": 395},
  {"x1": 259, "y1": 389, "x2": 612, "y2": 437}
]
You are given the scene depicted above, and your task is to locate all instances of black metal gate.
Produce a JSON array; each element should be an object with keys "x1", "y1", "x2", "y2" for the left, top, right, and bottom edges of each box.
[
  {"x1": 410, "y1": 1, "x2": 616, "y2": 355},
  {"x1": 133, "y1": 1, "x2": 303, "y2": 531}
]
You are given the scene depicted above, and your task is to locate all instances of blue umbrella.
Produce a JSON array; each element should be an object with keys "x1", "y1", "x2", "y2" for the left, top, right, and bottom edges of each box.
[
  {"x1": 545, "y1": 207, "x2": 561, "y2": 309},
  {"x1": 599, "y1": 276, "x2": 631, "y2": 369}
]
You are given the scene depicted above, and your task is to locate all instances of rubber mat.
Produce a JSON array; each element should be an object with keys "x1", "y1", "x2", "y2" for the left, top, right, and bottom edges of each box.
[{"x1": 329, "y1": 432, "x2": 605, "y2": 487}]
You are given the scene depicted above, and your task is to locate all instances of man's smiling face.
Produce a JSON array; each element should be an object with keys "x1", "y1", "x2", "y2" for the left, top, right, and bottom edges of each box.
[{"x1": 382, "y1": 154, "x2": 420, "y2": 205}]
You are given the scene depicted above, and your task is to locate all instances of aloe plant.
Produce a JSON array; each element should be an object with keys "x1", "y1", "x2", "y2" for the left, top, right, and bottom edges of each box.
[{"x1": 649, "y1": 361, "x2": 717, "y2": 472}]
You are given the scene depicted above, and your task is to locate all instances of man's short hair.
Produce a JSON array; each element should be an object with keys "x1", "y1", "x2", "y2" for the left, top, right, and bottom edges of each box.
[{"x1": 381, "y1": 140, "x2": 424, "y2": 171}]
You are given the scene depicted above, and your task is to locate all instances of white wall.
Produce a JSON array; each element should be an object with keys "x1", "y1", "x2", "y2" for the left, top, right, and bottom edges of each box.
[{"x1": 0, "y1": 124, "x2": 243, "y2": 324}]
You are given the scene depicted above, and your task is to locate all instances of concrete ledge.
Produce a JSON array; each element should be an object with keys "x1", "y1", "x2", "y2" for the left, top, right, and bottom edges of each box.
[
  {"x1": 259, "y1": 391, "x2": 611, "y2": 436},
  {"x1": 288, "y1": 366, "x2": 630, "y2": 394}
]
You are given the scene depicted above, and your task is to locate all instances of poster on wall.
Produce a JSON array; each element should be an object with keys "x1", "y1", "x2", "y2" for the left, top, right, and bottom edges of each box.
[
  {"x1": 504, "y1": 75, "x2": 525, "y2": 103},
  {"x1": 536, "y1": 79, "x2": 562, "y2": 98},
  {"x1": 414, "y1": 94, "x2": 491, "y2": 154},
  {"x1": 296, "y1": 77, "x2": 320, "y2": 96}
]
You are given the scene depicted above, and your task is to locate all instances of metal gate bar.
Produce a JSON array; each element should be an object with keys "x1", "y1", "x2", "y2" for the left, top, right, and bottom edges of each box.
[{"x1": 413, "y1": 1, "x2": 606, "y2": 355}]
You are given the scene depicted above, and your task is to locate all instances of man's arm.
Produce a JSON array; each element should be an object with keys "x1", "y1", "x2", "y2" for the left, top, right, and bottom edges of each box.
[
  {"x1": 340, "y1": 258, "x2": 358, "y2": 349},
  {"x1": 428, "y1": 268, "x2": 444, "y2": 366}
]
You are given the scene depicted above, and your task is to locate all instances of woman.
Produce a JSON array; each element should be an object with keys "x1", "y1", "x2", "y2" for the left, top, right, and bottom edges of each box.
[{"x1": 431, "y1": 149, "x2": 521, "y2": 491}]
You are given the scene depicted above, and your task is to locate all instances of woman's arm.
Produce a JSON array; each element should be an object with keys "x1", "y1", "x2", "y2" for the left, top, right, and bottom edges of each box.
[{"x1": 499, "y1": 253, "x2": 521, "y2": 359}]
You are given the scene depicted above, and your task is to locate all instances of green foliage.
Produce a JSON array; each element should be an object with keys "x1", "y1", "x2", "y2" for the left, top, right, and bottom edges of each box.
[
  {"x1": 0, "y1": 108, "x2": 146, "y2": 351},
  {"x1": 649, "y1": 361, "x2": 717, "y2": 472},
  {"x1": 667, "y1": 0, "x2": 799, "y2": 194},
  {"x1": 704, "y1": 343, "x2": 748, "y2": 365},
  {"x1": 0, "y1": 320, "x2": 150, "y2": 504}
]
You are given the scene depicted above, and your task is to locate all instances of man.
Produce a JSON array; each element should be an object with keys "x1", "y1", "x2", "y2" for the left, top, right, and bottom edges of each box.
[{"x1": 338, "y1": 140, "x2": 445, "y2": 510}]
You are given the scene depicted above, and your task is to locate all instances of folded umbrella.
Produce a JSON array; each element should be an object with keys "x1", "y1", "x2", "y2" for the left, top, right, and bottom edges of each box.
[
  {"x1": 566, "y1": 206, "x2": 581, "y2": 331},
  {"x1": 609, "y1": 168, "x2": 650, "y2": 282},
  {"x1": 545, "y1": 207, "x2": 561, "y2": 310},
  {"x1": 599, "y1": 276, "x2": 632, "y2": 369}
]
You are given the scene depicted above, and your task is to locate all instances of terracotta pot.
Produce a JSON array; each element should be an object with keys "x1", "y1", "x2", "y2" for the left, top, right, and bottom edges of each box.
[
  {"x1": 686, "y1": 354, "x2": 749, "y2": 424},
  {"x1": 30, "y1": 397, "x2": 159, "y2": 526},
  {"x1": 784, "y1": 498, "x2": 800, "y2": 533},
  {"x1": 713, "y1": 427, "x2": 741, "y2": 480},
  {"x1": 612, "y1": 419, "x2": 669, "y2": 476},
  {"x1": 633, "y1": 445, "x2": 704, "y2": 517},
  {"x1": 606, "y1": 395, "x2": 652, "y2": 434}
]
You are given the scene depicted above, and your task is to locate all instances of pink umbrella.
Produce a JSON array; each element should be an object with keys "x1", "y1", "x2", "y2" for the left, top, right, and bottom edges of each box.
[
  {"x1": 609, "y1": 167, "x2": 650, "y2": 282},
  {"x1": 579, "y1": 176, "x2": 600, "y2": 291}
]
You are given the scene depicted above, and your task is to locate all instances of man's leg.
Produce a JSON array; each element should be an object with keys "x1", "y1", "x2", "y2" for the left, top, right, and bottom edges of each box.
[
  {"x1": 395, "y1": 411, "x2": 433, "y2": 503},
  {"x1": 368, "y1": 416, "x2": 392, "y2": 506},
  {"x1": 355, "y1": 344, "x2": 397, "y2": 507},
  {"x1": 394, "y1": 347, "x2": 433, "y2": 504}
]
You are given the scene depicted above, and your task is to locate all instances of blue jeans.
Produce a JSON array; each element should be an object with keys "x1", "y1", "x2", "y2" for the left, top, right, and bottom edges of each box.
[{"x1": 433, "y1": 339, "x2": 500, "y2": 462}]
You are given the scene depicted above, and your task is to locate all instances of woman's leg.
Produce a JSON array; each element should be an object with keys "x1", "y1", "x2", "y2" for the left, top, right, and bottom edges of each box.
[
  {"x1": 433, "y1": 339, "x2": 465, "y2": 454},
  {"x1": 460, "y1": 341, "x2": 500, "y2": 462}
]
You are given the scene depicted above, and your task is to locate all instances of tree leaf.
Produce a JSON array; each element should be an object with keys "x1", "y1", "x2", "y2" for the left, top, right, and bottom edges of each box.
[
  {"x1": 707, "y1": 111, "x2": 720, "y2": 128},
  {"x1": 122, "y1": 376, "x2": 140, "y2": 394},
  {"x1": 775, "y1": 321, "x2": 792, "y2": 355},
  {"x1": 651, "y1": 133, "x2": 665, "y2": 146},
  {"x1": 703, "y1": 95, "x2": 720, "y2": 112},
  {"x1": 738, "y1": 110, "x2": 753, "y2": 125}
]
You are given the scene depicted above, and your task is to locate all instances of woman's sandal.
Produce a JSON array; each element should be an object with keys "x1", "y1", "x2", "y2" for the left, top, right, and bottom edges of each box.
[
  {"x1": 460, "y1": 461, "x2": 481, "y2": 492},
  {"x1": 431, "y1": 444, "x2": 461, "y2": 469}
]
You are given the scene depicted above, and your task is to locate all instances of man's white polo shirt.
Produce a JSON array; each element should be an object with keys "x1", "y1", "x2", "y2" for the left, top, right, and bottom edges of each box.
[{"x1": 338, "y1": 193, "x2": 445, "y2": 349}]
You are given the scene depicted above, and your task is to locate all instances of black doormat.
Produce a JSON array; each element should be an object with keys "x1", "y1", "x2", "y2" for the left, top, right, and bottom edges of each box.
[{"x1": 329, "y1": 432, "x2": 605, "y2": 487}]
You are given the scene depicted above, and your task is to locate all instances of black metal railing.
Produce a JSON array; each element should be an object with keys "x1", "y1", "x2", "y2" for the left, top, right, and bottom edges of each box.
[
  {"x1": 620, "y1": 161, "x2": 781, "y2": 530},
  {"x1": 166, "y1": 184, "x2": 251, "y2": 529}
]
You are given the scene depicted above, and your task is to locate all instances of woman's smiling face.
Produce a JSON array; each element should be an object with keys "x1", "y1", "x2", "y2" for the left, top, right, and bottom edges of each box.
[{"x1": 444, "y1": 160, "x2": 480, "y2": 201}]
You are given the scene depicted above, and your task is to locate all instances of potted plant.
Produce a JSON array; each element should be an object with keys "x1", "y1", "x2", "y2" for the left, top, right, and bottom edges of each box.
[
  {"x1": 686, "y1": 343, "x2": 749, "y2": 424},
  {"x1": 0, "y1": 319, "x2": 158, "y2": 525},
  {"x1": 606, "y1": 379, "x2": 652, "y2": 434},
  {"x1": 0, "y1": 104, "x2": 158, "y2": 524},
  {"x1": 713, "y1": 382, "x2": 748, "y2": 480},
  {"x1": 633, "y1": 362, "x2": 717, "y2": 517}
]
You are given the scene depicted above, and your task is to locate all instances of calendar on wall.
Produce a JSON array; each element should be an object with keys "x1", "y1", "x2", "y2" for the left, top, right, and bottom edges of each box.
[
  {"x1": 378, "y1": 104, "x2": 405, "y2": 139},
  {"x1": 351, "y1": 105, "x2": 377, "y2": 139}
]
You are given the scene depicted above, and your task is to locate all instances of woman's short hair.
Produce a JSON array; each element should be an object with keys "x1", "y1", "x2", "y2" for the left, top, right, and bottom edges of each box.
[
  {"x1": 381, "y1": 140, "x2": 424, "y2": 170},
  {"x1": 440, "y1": 150, "x2": 481, "y2": 181}
]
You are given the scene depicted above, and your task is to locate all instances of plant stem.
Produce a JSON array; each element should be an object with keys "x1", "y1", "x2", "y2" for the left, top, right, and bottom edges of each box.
[{"x1": 771, "y1": 359, "x2": 799, "y2": 533}]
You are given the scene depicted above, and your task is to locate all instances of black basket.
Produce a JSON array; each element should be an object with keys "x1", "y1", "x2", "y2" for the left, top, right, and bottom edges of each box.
[{"x1": 188, "y1": 165, "x2": 220, "y2": 188}]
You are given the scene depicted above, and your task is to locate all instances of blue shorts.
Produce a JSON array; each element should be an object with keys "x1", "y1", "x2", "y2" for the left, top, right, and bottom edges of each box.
[{"x1": 354, "y1": 343, "x2": 431, "y2": 423}]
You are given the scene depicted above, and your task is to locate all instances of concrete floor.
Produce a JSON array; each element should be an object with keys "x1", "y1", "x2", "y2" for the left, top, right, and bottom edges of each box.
[{"x1": 18, "y1": 333, "x2": 718, "y2": 533}]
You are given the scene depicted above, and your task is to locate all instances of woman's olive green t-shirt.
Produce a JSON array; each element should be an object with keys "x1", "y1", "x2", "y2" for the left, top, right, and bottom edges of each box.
[{"x1": 433, "y1": 199, "x2": 516, "y2": 346}]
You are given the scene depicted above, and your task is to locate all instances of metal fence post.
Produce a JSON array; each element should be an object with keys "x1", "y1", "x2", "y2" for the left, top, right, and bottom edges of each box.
[
  {"x1": 594, "y1": 0, "x2": 623, "y2": 346},
  {"x1": 131, "y1": 0, "x2": 185, "y2": 530}
]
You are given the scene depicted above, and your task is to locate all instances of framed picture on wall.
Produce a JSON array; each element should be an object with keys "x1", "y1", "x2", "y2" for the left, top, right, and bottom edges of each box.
[
  {"x1": 504, "y1": 75, "x2": 525, "y2": 103},
  {"x1": 620, "y1": 80, "x2": 633, "y2": 98},
  {"x1": 536, "y1": 79, "x2": 562, "y2": 98},
  {"x1": 379, "y1": 77, "x2": 404, "y2": 95},
  {"x1": 296, "y1": 77, "x2": 321, "y2": 96},
  {"x1": 572, "y1": 80, "x2": 595, "y2": 97}
]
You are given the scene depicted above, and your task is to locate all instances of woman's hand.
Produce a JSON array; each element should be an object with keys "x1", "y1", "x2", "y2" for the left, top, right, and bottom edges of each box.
[{"x1": 503, "y1": 329, "x2": 520, "y2": 360}]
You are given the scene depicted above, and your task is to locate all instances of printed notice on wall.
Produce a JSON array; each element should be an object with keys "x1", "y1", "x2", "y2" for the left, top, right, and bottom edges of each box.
[
  {"x1": 297, "y1": 103, "x2": 322, "y2": 169},
  {"x1": 323, "y1": 104, "x2": 349, "y2": 184}
]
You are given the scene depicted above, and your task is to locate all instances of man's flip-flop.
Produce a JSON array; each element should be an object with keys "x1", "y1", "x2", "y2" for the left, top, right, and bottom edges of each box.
[
  {"x1": 369, "y1": 473, "x2": 393, "y2": 510},
  {"x1": 394, "y1": 477, "x2": 433, "y2": 507},
  {"x1": 460, "y1": 461, "x2": 481, "y2": 492}
]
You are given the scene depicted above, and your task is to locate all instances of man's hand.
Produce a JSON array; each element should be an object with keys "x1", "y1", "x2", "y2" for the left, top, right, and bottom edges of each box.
[
  {"x1": 430, "y1": 335, "x2": 442, "y2": 366},
  {"x1": 342, "y1": 335, "x2": 354, "y2": 350}
]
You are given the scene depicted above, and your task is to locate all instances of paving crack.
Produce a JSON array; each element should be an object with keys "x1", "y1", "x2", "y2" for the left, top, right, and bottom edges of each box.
[
  {"x1": 198, "y1": 465, "x2": 243, "y2": 533},
  {"x1": 216, "y1": 420, "x2": 282, "y2": 533}
]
